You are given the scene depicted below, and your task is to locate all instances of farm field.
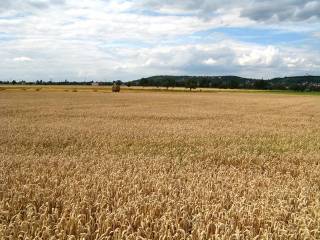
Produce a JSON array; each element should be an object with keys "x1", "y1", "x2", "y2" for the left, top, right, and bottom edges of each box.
[
  {"x1": 2, "y1": 84, "x2": 320, "y2": 96},
  {"x1": 0, "y1": 85, "x2": 268, "y2": 95},
  {"x1": 1, "y1": 90, "x2": 320, "y2": 239}
]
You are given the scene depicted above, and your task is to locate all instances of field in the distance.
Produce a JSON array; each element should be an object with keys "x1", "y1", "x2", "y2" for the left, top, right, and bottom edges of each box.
[
  {"x1": 2, "y1": 84, "x2": 320, "y2": 96},
  {"x1": 1, "y1": 91, "x2": 320, "y2": 239}
]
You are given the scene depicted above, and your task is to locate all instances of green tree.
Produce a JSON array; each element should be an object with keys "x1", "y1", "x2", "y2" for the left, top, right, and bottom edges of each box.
[
  {"x1": 253, "y1": 80, "x2": 270, "y2": 90},
  {"x1": 140, "y1": 78, "x2": 149, "y2": 86},
  {"x1": 229, "y1": 79, "x2": 239, "y2": 89},
  {"x1": 161, "y1": 77, "x2": 176, "y2": 89},
  {"x1": 185, "y1": 79, "x2": 197, "y2": 91}
]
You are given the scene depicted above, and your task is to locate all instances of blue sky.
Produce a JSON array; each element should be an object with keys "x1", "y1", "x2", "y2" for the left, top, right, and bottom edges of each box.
[{"x1": 0, "y1": 0, "x2": 319, "y2": 81}]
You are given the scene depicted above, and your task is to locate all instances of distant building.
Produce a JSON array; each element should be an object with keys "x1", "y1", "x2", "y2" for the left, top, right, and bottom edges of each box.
[{"x1": 92, "y1": 82, "x2": 99, "y2": 86}]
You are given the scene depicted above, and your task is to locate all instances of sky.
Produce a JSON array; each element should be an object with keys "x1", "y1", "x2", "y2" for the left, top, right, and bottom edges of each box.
[{"x1": 0, "y1": 0, "x2": 319, "y2": 81}]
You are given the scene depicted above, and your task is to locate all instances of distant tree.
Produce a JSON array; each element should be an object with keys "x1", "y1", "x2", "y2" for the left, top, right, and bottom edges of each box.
[
  {"x1": 229, "y1": 79, "x2": 239, "y2": 89},
  {"x1": 169, "y1": 78, "x2": 176, "y2": 88},
  {"x1": 162, "y1": 77, "x2": 170, "y2": 89},
  {"x1": 154, "y1": 80, "x2": 160, "y2": 88},
  {"x1": 160, "y1": 77, "x2": 175, "y2": 89},
  {"x1": 185, "y1": 78, "x2": 197, "y2": 91},
  {"x1": 289, "y1": 84, "x2": 306, "y2": 92},
  {"x1": 140, "y1": 78, "x2": 149, "y2": 86},
  {"x1": 270, "y1": 83, "x2": 287, "y2": 90},
  {"x1": 253, "y1": 80, "x2": 270, "y2": 90},
  {"x1": 116, "y1": 80, "x2": 123, "y2": 85},
  {"x1": 199, "y1": 79, "x2": 210, "y2": 88}
]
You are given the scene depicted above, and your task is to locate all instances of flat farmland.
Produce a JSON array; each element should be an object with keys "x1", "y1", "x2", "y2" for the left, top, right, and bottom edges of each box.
[{"x1": 1, "y1": 91, "x2": 320, "y2": 239}]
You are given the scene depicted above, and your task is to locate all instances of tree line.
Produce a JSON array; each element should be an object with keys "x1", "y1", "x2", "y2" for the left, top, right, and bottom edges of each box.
[
  {"x1": 1, "y1": 76, "x2": 320, "y2": 92},
  {"x1": 129, "y1": 75, "x2": 320, "y2": 92}
]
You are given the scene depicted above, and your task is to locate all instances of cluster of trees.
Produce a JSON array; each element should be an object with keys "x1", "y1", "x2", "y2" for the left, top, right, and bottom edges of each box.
[
  {"x1": 1, "y1": 76, "x2": 320, "y2": 92},
  {"x1": 0, "y1": 80, "x2": 122, "y2": 86},
  {"x1": 129, "y1": 75, "x2": 320, "y2": 92}
]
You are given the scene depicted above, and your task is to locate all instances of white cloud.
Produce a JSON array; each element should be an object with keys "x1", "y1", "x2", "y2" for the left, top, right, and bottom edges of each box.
[
  {"x1": 0, "y1": 0, "x2": 319, "y2": 81},
  {"x1": 237, "y1": 46, "x2": 280, "y2": 66},
  {"x1": 203, "y1": 58, "x2": 217, "y2": 65},
  {"x1": 13, "y1": 56, "x2": 33, "y2": 62},
  {"x1": 1, "y1": 37, "x2": 319, "y2": 81}
]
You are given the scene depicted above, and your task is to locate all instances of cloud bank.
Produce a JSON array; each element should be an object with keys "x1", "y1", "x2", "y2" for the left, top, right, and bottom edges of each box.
[{"x1": 0, "y1": 0, "x2": 319, "y2": 81}]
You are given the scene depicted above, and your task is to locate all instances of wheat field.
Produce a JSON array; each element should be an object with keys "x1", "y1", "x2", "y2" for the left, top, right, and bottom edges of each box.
[{"x1": 1, "y1": 91, "x2": 320, "y2": 239}]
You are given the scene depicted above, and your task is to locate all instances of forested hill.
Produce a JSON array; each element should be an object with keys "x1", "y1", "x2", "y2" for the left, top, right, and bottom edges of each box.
[{"x1": 128, "y1": 75, "x2": 320, "y2": 91}]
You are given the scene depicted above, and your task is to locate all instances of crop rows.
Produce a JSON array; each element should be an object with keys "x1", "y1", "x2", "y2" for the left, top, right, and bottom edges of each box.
[{"x1": 1, "y1": 91, "x2": 320, "y2": 239}]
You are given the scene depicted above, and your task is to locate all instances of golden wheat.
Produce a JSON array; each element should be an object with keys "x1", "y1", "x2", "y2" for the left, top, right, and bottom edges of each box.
[{"x1": 1, "y1": 91, "x2": 320, "y2": 239}]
